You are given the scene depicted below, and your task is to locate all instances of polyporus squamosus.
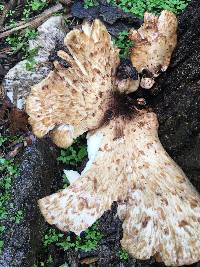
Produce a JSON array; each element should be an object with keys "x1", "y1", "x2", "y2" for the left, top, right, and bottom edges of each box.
[
  {"x1": 129, "y1": 10, "x2": 177, "y2": 89},
  {"x1": 26, "y1": 18, "x2": 200, "y2": 266},
  {"x1": 26, "y1": 19, "x2": 138, "y2": 148}
]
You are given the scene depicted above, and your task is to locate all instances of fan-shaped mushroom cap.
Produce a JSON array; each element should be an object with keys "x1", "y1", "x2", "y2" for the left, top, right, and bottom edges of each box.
[
  {"x1": 129, "y1": 10, "x2": 177, "y2": 89},
  {"x1": 38, "y1": 111, "x2": 200, "y2": 266},
  {"x1": 26, "y1": 20, "x2": 122, "y2": 147}
]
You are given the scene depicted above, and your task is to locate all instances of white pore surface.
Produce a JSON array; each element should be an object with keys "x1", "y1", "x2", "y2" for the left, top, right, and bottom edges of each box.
[
  {"x1": 81, "y1": 131, "x2": 104, "y2": 175},
  {"x1": 63, "y1": 131, "x2": 104, "y2": 184},
  {"x1": 63, "y1": 170, "x2": 80, "y2": 184}
]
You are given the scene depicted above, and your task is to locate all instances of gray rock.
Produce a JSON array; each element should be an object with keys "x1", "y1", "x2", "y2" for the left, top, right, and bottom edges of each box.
[
  {"x1": 3, "y1": 16, "x2": 66, "y2": 109},
  {"x1": 0, "y1": 139, "x2": 59, "y2": 267},
  {"x1": 29, "y1": 16, "x2": 66, "y2": 62},
  {"x1": 5, "y1": 62, "x2": 50, "y2": 109}
]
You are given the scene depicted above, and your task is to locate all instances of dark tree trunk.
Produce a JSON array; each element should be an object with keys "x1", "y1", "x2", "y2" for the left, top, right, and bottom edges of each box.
[{"x1": 154, "y1": 0, "x2": 200, "y2": 195}]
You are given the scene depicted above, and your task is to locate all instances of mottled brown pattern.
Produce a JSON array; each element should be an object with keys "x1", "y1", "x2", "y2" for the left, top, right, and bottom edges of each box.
[
  {"x1": 142, "y1": 216, "x2": 151, "y2": 228},
  {"x1": 26, "y1": 17, "x2": 200, "y2": 267},
  {"x1": 26, "y1": 20, "x2": 120, "y2": 148},
  {"x1": 129, "y1": 11, "x2": 177, "y2": 89},
  {"x1": 37, "y1": 112, "x2": 200, "y2": 266}
]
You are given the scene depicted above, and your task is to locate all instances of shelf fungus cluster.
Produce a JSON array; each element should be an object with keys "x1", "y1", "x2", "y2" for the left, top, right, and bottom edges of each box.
[{"x1": 26, "y1": 12, "x2": 200, "y2": 267}]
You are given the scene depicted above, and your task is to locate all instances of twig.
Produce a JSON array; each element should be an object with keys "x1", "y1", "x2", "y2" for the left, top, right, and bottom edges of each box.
[
  {"x1": 0, "y1": 84, "x2": 5, "y2": 99},
  {"x1": 58, "y1": 0, "x2": 72, "y2": 5},
  {"x1": 0, "y1": 20, "x2": 24, "y2": 33},
  {"x1": 0, "y1": 3, "x2": 63, "y2": 39}
]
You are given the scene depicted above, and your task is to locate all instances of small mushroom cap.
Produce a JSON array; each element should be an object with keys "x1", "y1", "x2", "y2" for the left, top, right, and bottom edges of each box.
[
  {"x1": 129, "y1": 10, "x2": 177, "y2": 89},
  {"x1": 38, "y1": 111, "x2": 200, "y2": 266},
  {"x1": 50, "y1": 124, "x2": 87, "y2": 148},
  {"x1": 140, "y1": 77, "x2": 155, "y2": 89},
  {"x1": 115, "y1": 59, "x2": 140, "y2": 93},
  {"x1": 116, "y1": 77, "x2": 140, "y2": 93}
]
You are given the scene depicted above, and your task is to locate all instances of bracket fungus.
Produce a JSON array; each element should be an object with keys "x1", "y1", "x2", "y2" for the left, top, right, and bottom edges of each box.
[
  {"x1": 129, "y1": 10, "x2": 177, "y2": 89},
  {"x1": 26, "y1": 17, "x2": 200, "y2": 266}
]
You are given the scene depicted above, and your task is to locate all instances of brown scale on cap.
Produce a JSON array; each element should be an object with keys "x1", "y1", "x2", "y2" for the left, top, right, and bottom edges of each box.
[
  {"x1": 26, "y1": 19, "x2": 122, "y2": 148},
  {"x1": 26, "y1": 18, "x2": 200, "y2": 266}
]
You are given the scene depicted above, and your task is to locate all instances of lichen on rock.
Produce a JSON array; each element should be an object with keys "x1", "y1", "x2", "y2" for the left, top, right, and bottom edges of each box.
[{"x1": 2, "y1": 16, "x2": 66, "y2": 109}]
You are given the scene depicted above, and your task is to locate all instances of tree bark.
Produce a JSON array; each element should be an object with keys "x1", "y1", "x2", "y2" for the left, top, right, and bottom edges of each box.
[{"x1": 154, "y1": 0, "x2": 200, "y2": 197}]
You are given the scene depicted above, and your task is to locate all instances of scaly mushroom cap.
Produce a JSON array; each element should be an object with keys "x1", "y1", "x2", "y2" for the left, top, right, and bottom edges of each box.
[
  {"x1": 26, "y1": 20, "x2": 123, "y2": 148},
  {"x1": 39, "y1": 111, "x2": 200, "y2": 266},
  {"x1": 129, "y1": 10, "x2": 177, "y2": 89}
]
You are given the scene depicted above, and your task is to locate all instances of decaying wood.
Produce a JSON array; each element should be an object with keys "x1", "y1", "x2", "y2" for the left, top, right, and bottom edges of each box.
[
  {"x1": 0, "y1": 85, "x2": 5, "y2": 99},
  {"x1": 80, "y1": 257, "x2": 98, "y2": 265},
  {"x1": 8, "y1": 107, "x2": 28, "y2": 134},
  {"x1": 0, "y1": 3, "x2": 63, "y2": 39},
  {"x1": 58, "y1": 0, "x2": 72, "y2": 5}
]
